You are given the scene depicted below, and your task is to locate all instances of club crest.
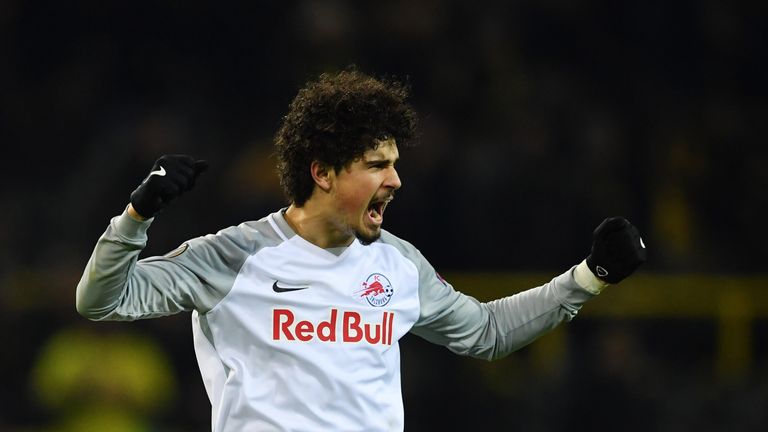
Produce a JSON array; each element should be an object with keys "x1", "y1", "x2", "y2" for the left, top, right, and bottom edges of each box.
[{"x1": 354, "y1": 273, "x2": 393, "y2": 307}]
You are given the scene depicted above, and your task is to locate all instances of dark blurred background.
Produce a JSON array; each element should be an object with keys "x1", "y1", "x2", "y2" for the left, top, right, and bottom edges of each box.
[{"x1": 2, "y1": 1, "x2": 767, "y2": 431}]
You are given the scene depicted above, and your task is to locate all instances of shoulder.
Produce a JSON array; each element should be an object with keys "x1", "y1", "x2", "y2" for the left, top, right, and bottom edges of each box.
[
  {"x1": 376, "y1": 230, "x2": 426, "y2": 269},
  {"x1": 377, "y1": 230, "x2": 419, "y2": 255},
  {"x1": 162, "y1": 215, "x2": 286, "y2": 273},
  {"x1": 188, "y1": 215, "x2": 285, "y2": 256}
]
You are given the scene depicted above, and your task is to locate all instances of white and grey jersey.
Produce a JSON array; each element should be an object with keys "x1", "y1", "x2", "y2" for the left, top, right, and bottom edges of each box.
[{"x1": 76, "y1": 208, "x2": 596, "y2": 431}]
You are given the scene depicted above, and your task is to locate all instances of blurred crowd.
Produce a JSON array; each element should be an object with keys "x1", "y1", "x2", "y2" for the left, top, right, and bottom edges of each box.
[{"x1": 1, "y1": 1, "x2": 766, "y2": 430}]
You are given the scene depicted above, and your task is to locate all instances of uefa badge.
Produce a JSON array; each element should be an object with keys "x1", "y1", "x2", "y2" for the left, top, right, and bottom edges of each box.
[
  {"x1": 354, "y1": 273, "x2": 393, "y2": 307},
  {"x1": 164, "y1": 243, "x2": 189, "y2": 258}
]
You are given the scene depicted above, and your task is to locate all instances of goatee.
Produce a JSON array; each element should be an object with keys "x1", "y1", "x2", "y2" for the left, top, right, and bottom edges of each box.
[{"x1": 355, "y1": 230, "x2": 381, "y2": 246}]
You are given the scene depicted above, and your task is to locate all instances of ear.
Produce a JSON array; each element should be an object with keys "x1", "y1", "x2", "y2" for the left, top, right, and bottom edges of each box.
[{"x1": 310, "y1": 161, "x2": 333, "y2": 192}]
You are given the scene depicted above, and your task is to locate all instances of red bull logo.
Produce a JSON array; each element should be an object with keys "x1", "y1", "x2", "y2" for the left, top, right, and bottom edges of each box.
[
  {"x1": 355, "y1": 273, "x2": 393, "y2": 307},
  {"x1": 272, "y1": 308, "x2": 395, "y2": 345}
]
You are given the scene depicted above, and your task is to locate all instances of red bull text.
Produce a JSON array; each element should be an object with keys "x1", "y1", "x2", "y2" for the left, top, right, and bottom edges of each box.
[{"x1": 272, "y1": 309, "x2": 395, "y2": 345}]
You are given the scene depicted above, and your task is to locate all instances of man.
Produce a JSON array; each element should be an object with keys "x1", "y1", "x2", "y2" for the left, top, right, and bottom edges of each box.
[{"x1": 76, "y1": 70, "x2": 646, "y2": 431}]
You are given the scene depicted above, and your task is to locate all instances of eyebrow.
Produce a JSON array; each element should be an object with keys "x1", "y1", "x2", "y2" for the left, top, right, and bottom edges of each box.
[{"x1": 365, "y1": 157, "x2": 398, "y2": 166}]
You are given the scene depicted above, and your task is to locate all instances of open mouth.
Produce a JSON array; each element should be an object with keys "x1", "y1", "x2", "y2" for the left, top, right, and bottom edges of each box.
[{"x1": 366, "y1": 197, "x2": 391, "y2": 225}]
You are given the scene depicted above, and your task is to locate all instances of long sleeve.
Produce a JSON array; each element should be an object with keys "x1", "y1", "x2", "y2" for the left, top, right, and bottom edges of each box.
[
  {"x1": 76, "y1": 210, "x2": 162, "y2": 320},
  {"x1": 380, "y1": 230, "x2": 597, "y2": 361},
  {"x1": 76, "y1": 209, "x2": 256, "y2": 321},
  {"x1": 413, "y1": 265, "x2": 593, "y2": 360}
]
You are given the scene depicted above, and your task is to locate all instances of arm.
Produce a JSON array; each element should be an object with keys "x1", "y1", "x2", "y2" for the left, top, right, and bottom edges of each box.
[
  {"x1": 411, "y1": 259, "x2": 602, "y2": 361},
  {"x1": 76, "y1": 208, "x2": 206, "y2": 320},
  {"x1": 76, "y1": 207, "x2": 255, "y2": 321},
  {"x1": 76, "y1": 155, "x2": 219, "y2": 321},
  {"x1": 400, "y1": 217, "x2": 646, "y2": 360}
]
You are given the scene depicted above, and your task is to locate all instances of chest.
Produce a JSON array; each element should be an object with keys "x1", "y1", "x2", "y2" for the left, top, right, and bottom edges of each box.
[{"x1": 209, "y1": 239, "x2": 421, "y2": 348}]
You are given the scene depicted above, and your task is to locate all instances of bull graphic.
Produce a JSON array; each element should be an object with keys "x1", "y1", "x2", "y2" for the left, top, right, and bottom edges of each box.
[
  {"x1": 355, "y1": 273, "x2": 393, "y2": 307},
  {"x1": 359, "y1": 278, "x2": 385, "y2": 297}
]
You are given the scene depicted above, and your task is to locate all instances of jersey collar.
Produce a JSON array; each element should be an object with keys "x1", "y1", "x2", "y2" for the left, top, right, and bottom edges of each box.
[{"x1": 273, "y1": 208, "x2": 351, "y2": 257}]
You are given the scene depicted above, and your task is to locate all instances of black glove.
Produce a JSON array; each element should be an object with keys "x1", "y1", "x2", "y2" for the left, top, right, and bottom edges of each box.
[
  {"x1": 130, "y1": 155, "x2": 209, "y2": 218},
  {"x1": 586, "y1": 217, "x2": 647, "y2": 284}
]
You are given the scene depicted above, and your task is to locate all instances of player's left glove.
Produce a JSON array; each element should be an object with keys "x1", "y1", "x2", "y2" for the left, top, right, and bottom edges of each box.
[{"x1": 586, "y1": 217, "x2": 647, "y2": 284}]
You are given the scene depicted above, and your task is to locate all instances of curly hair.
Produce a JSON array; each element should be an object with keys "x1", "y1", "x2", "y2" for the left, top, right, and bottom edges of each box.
[{"x1": 275, "y1": 69, "x2": 418, "y2": 206}]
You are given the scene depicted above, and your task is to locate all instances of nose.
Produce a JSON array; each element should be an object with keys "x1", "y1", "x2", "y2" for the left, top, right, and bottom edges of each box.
[{"x1": 386, "y1": 167, "x2": 402, "y2": 190}]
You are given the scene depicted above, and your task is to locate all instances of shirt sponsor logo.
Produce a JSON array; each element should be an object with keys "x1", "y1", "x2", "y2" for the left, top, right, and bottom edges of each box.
[
  {"x1": 272, "y1": 308, "x2": 395, "y2": 345},
  {"x1": 354, "y1": 273, "x2": 393, "y2": 307}
]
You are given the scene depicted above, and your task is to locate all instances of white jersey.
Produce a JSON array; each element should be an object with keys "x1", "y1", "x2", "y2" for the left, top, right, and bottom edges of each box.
[{"x1": 76, "y1": 208, "x2": 597, "y2": 431}]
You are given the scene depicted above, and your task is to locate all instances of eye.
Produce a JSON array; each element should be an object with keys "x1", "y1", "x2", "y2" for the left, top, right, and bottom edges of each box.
[{"x1": 368, "y1": 161, "x2": 388, "y2": 170}]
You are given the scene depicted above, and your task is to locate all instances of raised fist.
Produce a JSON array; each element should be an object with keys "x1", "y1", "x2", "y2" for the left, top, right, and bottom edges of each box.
[
  {"x1": 586, "y1": 217, "x2": 647, "y2": 284},
  {"x1": 129, "y1": 155, "x2": 208, "y2": 218}
]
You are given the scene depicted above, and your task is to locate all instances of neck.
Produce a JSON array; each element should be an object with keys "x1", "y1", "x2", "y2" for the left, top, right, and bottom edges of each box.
[{"x1": 284, "y1": 203, "x2": 354, "y2": 249}]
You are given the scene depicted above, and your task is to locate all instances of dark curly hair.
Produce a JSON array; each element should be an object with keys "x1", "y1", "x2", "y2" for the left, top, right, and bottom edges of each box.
[{"x1": 275, "y1": 69, "x2": 418, "y2": 206}]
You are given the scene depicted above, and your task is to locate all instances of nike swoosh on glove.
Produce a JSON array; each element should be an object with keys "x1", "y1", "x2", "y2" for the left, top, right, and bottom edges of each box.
[
  {"x1": 586, "y1": 217, "x2": 647, "y2": 284},
  {"x1": 129, "y1": 154, "x2": 209, "y2": 218}
]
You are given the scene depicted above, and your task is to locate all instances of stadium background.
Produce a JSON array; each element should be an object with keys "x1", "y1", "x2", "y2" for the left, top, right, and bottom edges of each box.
[{"x1": 1, "y1": 1, "x2": 766, "y2": 430}]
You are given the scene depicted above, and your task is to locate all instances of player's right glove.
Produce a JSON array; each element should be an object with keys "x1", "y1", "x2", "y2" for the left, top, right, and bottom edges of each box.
[
  {"x1": 129, "y1": 155, "x2": 209, "y2": 219},
  {"x1": 586, "y1": 217, "x2": 647, "y2": 284}
]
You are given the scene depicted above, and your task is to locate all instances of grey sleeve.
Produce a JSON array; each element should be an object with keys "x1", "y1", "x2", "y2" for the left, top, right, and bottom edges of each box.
[
  {"x1": 381, "y1": 232, "x2": 595, "y2": 361},
  {"x1": 76, "y1": 210, "x2": 260, "y2": 321}
]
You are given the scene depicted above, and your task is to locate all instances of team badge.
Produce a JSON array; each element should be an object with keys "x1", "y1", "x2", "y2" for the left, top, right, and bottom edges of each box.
[
  {"x1": 354, "y1": 273, "x2": 393, "y2": 307},
  {"x1": 164, "y1": 243, "x2": 189, "y2": 258},
  {"x1": 436, "y1": 271, "x2": 448, "y2": 287}
]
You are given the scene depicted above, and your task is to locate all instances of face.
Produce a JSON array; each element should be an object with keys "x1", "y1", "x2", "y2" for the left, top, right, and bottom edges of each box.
[{"x1": 331, "y1": 138, "x2": 401, "y2": 245}]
